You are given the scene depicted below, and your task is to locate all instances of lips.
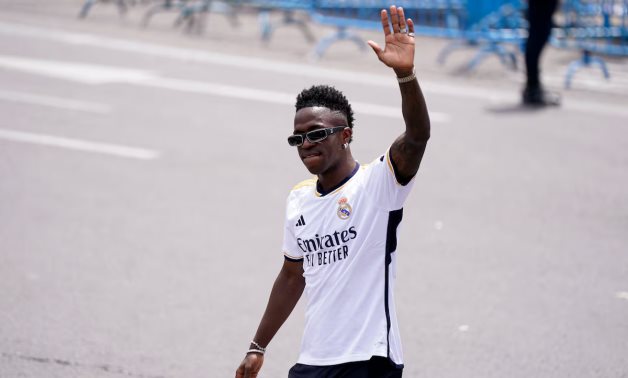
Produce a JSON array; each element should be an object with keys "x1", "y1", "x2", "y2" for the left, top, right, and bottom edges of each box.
[{"x1": 301, "y1": 152, "x2": 321, "y2": 161}]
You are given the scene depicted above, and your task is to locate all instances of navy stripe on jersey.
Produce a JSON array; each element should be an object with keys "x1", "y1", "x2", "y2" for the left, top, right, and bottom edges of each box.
[
  {"x1": 285, "y1": 255, "x2": 304, "y2": 262},
  {"x1": 288, "y1": 356, "x2": 402, "y2": 377},
  {"x1": 384, "y1": 208, "x2": 404, "y2": 369},
  {"x1": 316, "y1": 162, "x2": 360, "y2": 196}
]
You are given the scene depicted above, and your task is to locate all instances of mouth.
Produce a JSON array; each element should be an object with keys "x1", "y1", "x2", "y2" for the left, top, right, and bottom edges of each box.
[{"x1": 301, "y1": 152, "x2": 322, "y2": 161}]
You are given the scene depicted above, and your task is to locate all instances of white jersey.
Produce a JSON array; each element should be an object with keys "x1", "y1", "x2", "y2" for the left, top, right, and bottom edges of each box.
[{"x1": 282, "y1": 148, "x2": 415, "y2": 367}]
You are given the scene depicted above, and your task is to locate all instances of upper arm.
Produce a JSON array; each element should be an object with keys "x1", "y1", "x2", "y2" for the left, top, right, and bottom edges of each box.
[
  {"x1": 390, "y1": 133, "x2": 428, "y2": 185},
  {"x1": 280, "y1": 258, "x2": 305, "y2": 283}
]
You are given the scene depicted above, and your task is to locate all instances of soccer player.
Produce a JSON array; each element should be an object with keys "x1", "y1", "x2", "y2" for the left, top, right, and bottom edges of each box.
[{"x1": 236, "y1": 5, "x2": 430, "y2": 377}]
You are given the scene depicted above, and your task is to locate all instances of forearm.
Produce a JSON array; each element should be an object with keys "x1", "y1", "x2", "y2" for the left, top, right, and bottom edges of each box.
[
  {"x1": 251, "y1": 266, "x2": 305, "y2": 348},
  {"x1": 389, "y1": 69, "x2": 430, "y2": 183},
  {"x1": 395, "y1": 68, "x2": 431, "y2": 143}
]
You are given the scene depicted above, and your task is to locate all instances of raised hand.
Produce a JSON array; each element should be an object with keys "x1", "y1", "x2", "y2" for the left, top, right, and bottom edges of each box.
[
  {"x1": 367, "y1": 5, "x2": 415, "y2": 75},
  {"x1": 235, "y1": 353, "x2": 264, "y2": 378}
]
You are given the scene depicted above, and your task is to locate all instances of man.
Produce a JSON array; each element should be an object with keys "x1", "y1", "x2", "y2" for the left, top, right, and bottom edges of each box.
[
  {"x1": 236, "y1": 5, "x2": 430, "y2": 377},
  {"x1": 522, "y1": 0, "x2": 561, "y2": 106}
]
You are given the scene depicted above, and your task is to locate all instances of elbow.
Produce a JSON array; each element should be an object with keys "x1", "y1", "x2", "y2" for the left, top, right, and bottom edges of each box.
[
  {"x1": 408, "y1": 128, "x2": 430, "y2": 145},
  {"x1": 421, "y1": 129, "x2": 431, "y2": 142},
  {"x1": 406, "y1": 117, "x2": 430, "y2": 143}
]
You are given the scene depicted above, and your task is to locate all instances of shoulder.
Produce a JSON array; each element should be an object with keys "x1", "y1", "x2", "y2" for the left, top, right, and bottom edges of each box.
[
  {"x1": 372, "y1": 149, "x2": 397, "y2": 177},
  {"x1": 284, "y1": 178, "x2": 315, "y2": 219},
  {"x1": 286, "y1": 178, "x2": 316, "y2": 206},
  {"x1": 290, "y1": 178, "x2": 316, "y2": 192},
  {"x1": 359, "y1": 152, "x2": 389, "y2": 176}
]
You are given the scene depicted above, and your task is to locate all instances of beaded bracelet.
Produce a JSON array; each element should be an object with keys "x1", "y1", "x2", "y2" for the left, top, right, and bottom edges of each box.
[
  {"x1": 247, "y1": 340, "x2": 266, "y2": 355},
  {"x1": 250, "y1": 340, "x2": 266, "y2": 352},
  {"x1": 397, "y1": 69, "x2": 416, "y2": 84}
]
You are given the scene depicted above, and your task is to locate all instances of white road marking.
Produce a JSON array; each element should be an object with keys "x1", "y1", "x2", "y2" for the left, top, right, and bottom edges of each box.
[
  {"x1": 458, "y1": 325, "x2": 470, "y2": 332},
  {"x1": 616, "y1": 292, "x2": 628, "y2": 300},
  {"x1": 0, "y1": 55, "x2": 157, "y2": 84},
  {"x1": 143, "y1": 77, "x2": 294, "y2": 104},
  {"x1": 0, "y1": 89, "x2": 111, "y2": 113},
  {"x1": 0, "y1": 55, "x2": 450, "y2": 122},
  {"x1": 1, "y1": 21, "x2": 626, "y2": 118},
  {"x1": 146, "y1": 77, "x2": 450, "y2": 122},
  {"x1": 0, "y1": 22, "x2": 398, "y2": 84},
  {"x1": 0, "y1": 128, "x2": 160, "y2": 160}
]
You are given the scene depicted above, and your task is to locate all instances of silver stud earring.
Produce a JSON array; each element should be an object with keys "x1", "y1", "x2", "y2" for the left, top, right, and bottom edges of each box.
[{"x1": 342, "y1": 143, "x2": 349, "y2": 149}]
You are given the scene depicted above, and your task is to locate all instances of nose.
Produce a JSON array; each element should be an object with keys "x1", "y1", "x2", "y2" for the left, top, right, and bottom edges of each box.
[{"x1": 301, "y1": 138, "x2": 316, "y2": 149}]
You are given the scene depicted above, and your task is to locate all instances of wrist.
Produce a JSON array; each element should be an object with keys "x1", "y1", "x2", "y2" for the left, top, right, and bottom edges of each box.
[
  {"x1": 396, "y1": 68, "x2": 416, "y2": 84},
  {"x1": 247, "y1": 340, "x2": 266, "y2": 355},
  {"x1": 394, "y1": 66, "x2": 415, "y2": 78}
]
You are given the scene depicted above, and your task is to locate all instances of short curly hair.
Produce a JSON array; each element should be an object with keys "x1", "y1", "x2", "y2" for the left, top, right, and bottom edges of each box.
[{"x1": 295, "y1": 85, "x2": 354, "y2": 129}]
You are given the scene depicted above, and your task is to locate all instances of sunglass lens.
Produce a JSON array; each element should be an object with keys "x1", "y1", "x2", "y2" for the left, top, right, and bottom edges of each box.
[
  {"x1": 307, "y1": 129, "x2": 328, "y2": 143},
  {"x1": 287, "y1": 135, "x2": 303, "y2": 146}
]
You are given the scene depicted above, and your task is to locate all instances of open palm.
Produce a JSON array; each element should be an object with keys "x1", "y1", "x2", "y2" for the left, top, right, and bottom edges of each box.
[{"x1": 367, "y1": 6, "x2": 416, "y2": 74}]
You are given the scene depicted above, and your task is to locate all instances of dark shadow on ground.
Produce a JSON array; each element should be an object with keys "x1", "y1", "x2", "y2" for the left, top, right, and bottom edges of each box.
[{"x1": 485, "y1": 103, "x2": 561, "y2": 115}]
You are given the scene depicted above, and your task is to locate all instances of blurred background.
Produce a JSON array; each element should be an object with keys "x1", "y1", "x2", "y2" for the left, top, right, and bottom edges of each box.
[{"x1": 0, "y1": 0, "x2": 627, "y2": 377}]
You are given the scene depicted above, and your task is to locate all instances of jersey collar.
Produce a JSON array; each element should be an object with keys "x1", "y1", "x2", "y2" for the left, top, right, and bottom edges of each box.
[{"x1": 316, "y1": 162, "x2": 360, "y2": 197}]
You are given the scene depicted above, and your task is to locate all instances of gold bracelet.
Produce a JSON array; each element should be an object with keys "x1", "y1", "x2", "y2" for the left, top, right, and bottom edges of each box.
[{"x1": 397, "y1": 70, "x2": 416, "y2": 83}]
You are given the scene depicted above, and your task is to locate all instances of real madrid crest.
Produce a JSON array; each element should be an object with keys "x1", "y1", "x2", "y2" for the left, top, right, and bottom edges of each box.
[{"x1": 337, "y1": 197, "x2": 352, "y2": 220}]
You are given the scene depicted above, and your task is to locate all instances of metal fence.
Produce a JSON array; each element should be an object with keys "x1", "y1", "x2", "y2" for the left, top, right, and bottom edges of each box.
[
  {"x1": 552, "y1": 0, "x2": 628, "y2": 87},
  {"x1": 78, "y1": 0, "x2": 628, "y2": 87},
  {"x1": 253, "y1": 1, "x2": 528, "y2": 67}
]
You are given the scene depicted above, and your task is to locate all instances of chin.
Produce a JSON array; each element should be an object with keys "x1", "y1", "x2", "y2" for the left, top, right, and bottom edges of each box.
[
  {"x1": 302, "y1": 157, "x2": 329, "y2": 175},
  {"x1": 303, "y1": 162, "x2": 322, "y2": 175}
]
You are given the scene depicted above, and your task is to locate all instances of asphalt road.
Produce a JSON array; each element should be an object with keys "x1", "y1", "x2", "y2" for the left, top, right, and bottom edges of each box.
[{"x1": 1, "y1": 1, "x2": 627, "y2": 377}]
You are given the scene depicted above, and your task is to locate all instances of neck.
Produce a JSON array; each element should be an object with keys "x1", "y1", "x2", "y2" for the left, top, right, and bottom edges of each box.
[{"x1": 317, "y1": 155, "x2": 357, "y2": 193}]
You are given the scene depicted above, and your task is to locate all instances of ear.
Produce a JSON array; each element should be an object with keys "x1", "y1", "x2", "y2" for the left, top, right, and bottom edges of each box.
[{"x1": 343, "y1": 128, "x2": 353, "y2": 144}]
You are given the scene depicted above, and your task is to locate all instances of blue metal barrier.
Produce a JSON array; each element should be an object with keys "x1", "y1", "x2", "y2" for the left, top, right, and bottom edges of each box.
[
  {"x1": 142, "y1": 0, "x2": 239, "y2": 34},
  {"x1": 310, "y1": 1, "x2": 468, "y2": 58},
  {"x1": 142, "y1": 1, "x2": 196, "y2": 29},
  {"x1": 246, "y1": 1, "x2": 315, "y2": 42},
  {"x1": 552, "y1": 0, "x2": 628, "y2": 88},
  {"x1": 437, "y1": 0, "x2": 527, "y2": 71},
  {"x1": 308, "y1": 0, "x2": 527, "y2": 68},
  {"x1": 79, "y1": 0, "x2": 133, "y2": 18}
]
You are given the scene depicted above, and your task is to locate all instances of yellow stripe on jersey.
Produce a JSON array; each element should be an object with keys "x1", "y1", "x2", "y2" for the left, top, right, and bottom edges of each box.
[
  {"x1": 292, "y1": 178, "x2": 316, "y2": 191},
  {"x1": 385, "y1": 148, "x2": 404, "y2": 186},
  {"x1": 385, "y1": 148, "x2": 395, "y2": 174},
  {"x1": 315, "y1": 180, "x2": 347, "y2": 197}
]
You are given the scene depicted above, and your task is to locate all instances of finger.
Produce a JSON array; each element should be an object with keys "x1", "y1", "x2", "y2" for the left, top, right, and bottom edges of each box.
[
  {"x1": 398, "y1": 7, "x2": 407, "y2": 32},
  {"x1": 246, "y1": 365, "x2": 259, "y2": 378},
  {"x1": 407, "y1": 18, "x2": 415, "y2": 34},
  {"x1": 389, "y1": 5, "x2": 400, "y2": 33},
  {"x1": 367, "y1": 40, "x2": 383, "y2": 57},
  {"x1": 379, "y1": 9, "x2": 391, "y2": 36}
]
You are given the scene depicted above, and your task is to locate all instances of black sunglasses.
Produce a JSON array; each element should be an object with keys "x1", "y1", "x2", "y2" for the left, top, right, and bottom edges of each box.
[{"x1": 287, "y1": 126, "x2": 347, "y2": 147}]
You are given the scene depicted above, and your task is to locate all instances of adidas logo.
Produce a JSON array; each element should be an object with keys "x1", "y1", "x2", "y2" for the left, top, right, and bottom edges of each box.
[{"x1": 295, "y1": 215, "x2": 306, "y2": 227}]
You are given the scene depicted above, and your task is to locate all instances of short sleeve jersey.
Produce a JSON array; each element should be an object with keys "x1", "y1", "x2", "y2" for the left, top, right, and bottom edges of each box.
[{"x1": 282, "y1": 148, "x2": 415, "y2": 367}]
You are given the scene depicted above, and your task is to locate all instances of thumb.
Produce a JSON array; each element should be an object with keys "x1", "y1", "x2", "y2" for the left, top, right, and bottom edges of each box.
[{"x1": 367, "y1": 40, "x2": 383, "y2": 57}]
